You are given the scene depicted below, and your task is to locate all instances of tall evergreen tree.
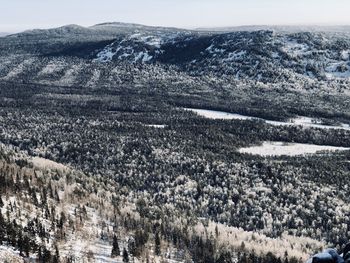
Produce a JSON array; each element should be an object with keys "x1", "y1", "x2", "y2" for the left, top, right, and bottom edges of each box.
[
  {"x1": 155, "y1": 231, "x2": 161, "y2": 256},
  {"x1": 111, "y1": 235, "x2": 120, "y2": 257},
  {"x1": 123, "y1": 248, "x2": 129, "y2": 263}
]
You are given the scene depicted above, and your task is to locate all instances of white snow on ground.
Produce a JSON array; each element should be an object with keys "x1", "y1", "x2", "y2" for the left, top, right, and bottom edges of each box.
[
  {"x1": 60, "y1": 240, "x2": 121, "y2": 263},
  {"x1": 281, "y1": 38, "x2": 350, "y2": 80},
  {"x1": 184, "y1": 108, "x2": 253, "y2": 121},
  {"x1": 95, "y1": 45, "x2": 122, "y2": 62},
  {"x1": 31, "y1": 156, "x2": 69, "y2": 171},
  {"x1": 56, "y1": 64, "x2": 82, "y2": 86},
  {"x1": 38, "y1": 60, "x2": 66, "y2": 76},
  {"x1": 282, "y1": 40, "x2": 310, "y2": 58},
  {"x1": 95, "y1": 42, "x2": 153, "y2": 63},
  {"x1": 0, "y1": 56, "x2": 19, "y2": 73},
  {"x1": 185, "y1": 108, "x2": 350, "y2": 131},
  {"x1": 292, "y1": 116, "x2": 350, "y2": 130},
  {"x1": 86, "y1": 69, "x2": 101, "y2": 87},
  {"x1": 239, "y1": 141, "x2": 349, "y2": 156},
  {"x1": 138, "y1": 35, "x2": 163, "y2": 48},
  {"x1": 224, "y1": 50, "x2": 246, "y2": 61},
  {"x1": 340, "y1": 50, "x2": 350, "y2": 60},
  {"x1": 206, "y1": 44, "x2": 226, "y2": 55},
  {"x1": 0, "y1": 246, "x2": 25, "y2": 263},
  {"x1": 145, "y1": 124, "x2": 167, "y2": 128},
  {"x1": 325, "y1": 70, "x2": 350, "y2": 79},
  {"x1": 2, "y1": 58, "x2": 35, "y2": 80},
  {"x1": 58, "y1": 205, "x2": 124, "y2": 263},
  {"x1": 324, "y1": 61, "x2": 350, "y2": 80},
  {"x1": 134, "y1": 51, "x2": 153, "y2": 62}
]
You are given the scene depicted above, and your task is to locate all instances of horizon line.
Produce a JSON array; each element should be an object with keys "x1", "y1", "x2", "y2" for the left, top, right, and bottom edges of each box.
[{"x1": 3, "y1": 21, "x2": 350, "y2": 34}]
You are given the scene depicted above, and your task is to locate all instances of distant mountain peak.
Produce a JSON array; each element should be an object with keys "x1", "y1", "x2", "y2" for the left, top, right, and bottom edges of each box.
[{"x1": 92, "y1": 22, "x2": 145, "y2": 28}]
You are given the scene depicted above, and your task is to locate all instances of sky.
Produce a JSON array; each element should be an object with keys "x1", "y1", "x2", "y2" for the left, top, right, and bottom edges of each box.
[{"x1": 1, "y1": 0, "x2": 350, "y2": 32}]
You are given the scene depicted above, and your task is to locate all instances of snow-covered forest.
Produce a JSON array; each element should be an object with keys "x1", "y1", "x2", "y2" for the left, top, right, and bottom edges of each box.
[{"x1": 0, "y1": 23, "x2": 350, "y2": 262}]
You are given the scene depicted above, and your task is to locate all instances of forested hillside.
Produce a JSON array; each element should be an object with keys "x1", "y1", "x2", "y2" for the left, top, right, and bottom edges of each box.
[{"x1": 0, "y1": 23, "x2": 350, "y2": 262}]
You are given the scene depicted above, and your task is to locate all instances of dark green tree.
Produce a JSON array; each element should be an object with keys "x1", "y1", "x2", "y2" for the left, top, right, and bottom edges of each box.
[
  {"x1": 155, "y1": 231, "x2": 161, "y2": 256},
  {"x1": 123, "y1": 248, "x2": 129, "y2": 263},
  {"x1": 111, "y1": 235, "x2": 120, "y2": 257}
]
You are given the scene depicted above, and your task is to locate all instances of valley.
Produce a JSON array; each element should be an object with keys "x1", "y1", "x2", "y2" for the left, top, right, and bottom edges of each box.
[{"x1": 0, "y1": 23, "x2": 350, "y2": 262}]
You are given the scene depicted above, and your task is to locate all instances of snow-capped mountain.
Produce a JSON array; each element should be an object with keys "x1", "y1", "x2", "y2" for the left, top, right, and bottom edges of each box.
[{"x1": 1, "y1": 23, "x2": 350, "y2": 85}]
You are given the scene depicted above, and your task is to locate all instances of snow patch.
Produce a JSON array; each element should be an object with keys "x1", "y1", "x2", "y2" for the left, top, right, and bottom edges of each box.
[
  {"x1": 185, "y1": 108, "x2": 350, "y2": 131},
  {"x1": 39, "y1": 60, "x2": 66, "y2": 76},
  {"x1": 134, "y1": 51, "x2": 153, "y2": 62},
  {"x1": 206, "y1": 44, "x2": 226, "y2": 54},
  {"x1": 56, "y1": 64, "x2": 82, "y2": 85},
  {"x1": 145, "y1": 124, "x2": 167, "y2": 129},
  {"x1": 340, "y1": 50, "x2": 350, "y2": 60},
  {"x1": 224, "y1": 50, "x2": 247, "y2": 61},
  {"x1": 95, "y1": 45, "x2": 122, "y2": 62},
  {"x1": 86, "y1": 69, "x2": 101, "y2": 87},
  {"x1": 184, "y1": 108, "x2": 252, "y2": 121},
  {"x1": 282, "y1": 40, "x2": 309, "y2": 57},
  {"x1": 0, "y1": 246, "x2": 25, "y2": 263},
  {"x1": 239, "y1": 141, "x2": 349, "y2": 156},
  {"x1": 2, "y1": 58, "x2": 35, "y2": 80}
]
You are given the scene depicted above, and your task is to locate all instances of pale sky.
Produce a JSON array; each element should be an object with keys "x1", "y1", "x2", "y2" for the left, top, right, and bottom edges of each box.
[{"x1": 1, "y1": 0, "x2": 350, "y2": 32}]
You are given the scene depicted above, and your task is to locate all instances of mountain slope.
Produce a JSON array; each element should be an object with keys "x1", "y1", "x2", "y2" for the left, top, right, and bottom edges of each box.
[
  {"x1": 1, "y1": 24, "x2": 350, "y2": 124},
  {"x1": 2, "y1": 25, "x2": 350, "y2": 83}
]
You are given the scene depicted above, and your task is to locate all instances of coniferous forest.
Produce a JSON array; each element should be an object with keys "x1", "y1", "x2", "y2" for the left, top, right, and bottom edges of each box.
[{"x1": 0, "y1": 23, "x2": 350, "y2": 262}]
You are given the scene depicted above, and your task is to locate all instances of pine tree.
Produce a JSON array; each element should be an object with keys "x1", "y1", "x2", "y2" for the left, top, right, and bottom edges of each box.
[
  {"x1": 0, "y1": 213, "x2": 5, "y2": 244},
  {"x1": 53, "y1": 244, "x2": 60, "y2": 263},
  {"x1": 155, "y1": 231, "x2": 161, "y2": 256},
  {"x1": 123, "y1": 248, "x2": 129, "y2": 263},
  {"x1": 42, "y1": 247, "x2": 52, "y2": 262},
  {"x1": 18, "y1": 232, "x2": 24, "y2": 256},
  {"x1": 38, "y1": 246, "x2": 43, "y2": 262},
  {"x1": 22, "y1": 235, "x2": 31, "y2": 258},
  {"x1": 111, "y1": 235, "x2": 120, "y2": 257}
]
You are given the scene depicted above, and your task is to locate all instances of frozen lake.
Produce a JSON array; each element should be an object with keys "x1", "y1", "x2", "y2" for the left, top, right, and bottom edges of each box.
[
  {"x1": 185, "y1": 108, "x2": 350, "y2": 131},
  {"x1": 239, "y1": 141, "x2": 349, "y2": 156}
]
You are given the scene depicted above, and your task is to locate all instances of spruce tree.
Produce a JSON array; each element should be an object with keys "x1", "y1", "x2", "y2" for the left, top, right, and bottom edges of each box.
[
  {"x1": 0, "y1": 213, "x2": 5, "y2": 244},
  {"x1": 111, "y1": 235, "x2": 120, "y2": 257},
  {"x1": 155, "y1": 232, "x2": 161, "y2": 256},
  {"x1": 53, "y1": 244, "x2": 60, "y2": 263},
  {"x1": 123, "y1": 248, "x2": 129, "y2": 263}
]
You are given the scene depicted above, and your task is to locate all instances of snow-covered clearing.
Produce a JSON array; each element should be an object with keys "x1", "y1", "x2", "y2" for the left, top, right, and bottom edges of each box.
[
  {"x1": 325, "y1": 62, "x2": 350, "y2": 80},
  {"x1": 94, "y1": 45, "x2": 121, "y2": 62},
  {"x1": 145, "y1": 124, "x2": 167, "y2": 128},
  {"x1": 185, "y1": 108, "x2": 350, "y2": 130},
  {"x1": 56, "y1": 64, "x2": 82, "y2": 85},
  {"x1": 184, "y1": 108, "x2": 252, "y2": 121},
  {"x1": 239, "y1": 141, "x2": 349, "y2": 156},
  {"x1": 282, "y1": 40, "x2": 310, "y2": 58},
  {"x1": 2, "y1": 58, "x2": 35, "y2": 80},
  {"x1": 86, "y1": 69, "x2": 101, "y2": 87},
  {"x1": 38, "y1": 60, "x2": 66, "y2": 76}
]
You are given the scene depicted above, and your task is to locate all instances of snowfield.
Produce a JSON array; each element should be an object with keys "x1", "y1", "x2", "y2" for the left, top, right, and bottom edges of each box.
[
  {"x1": 185, "y1": 108, "x2": 350, "y2": 130},
  {"x1": 184, "y1": 108, "x2": 253, "y2": 121},
  {"x1": 239, "y1": 141, "x2": 349, "y2": 156}
]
